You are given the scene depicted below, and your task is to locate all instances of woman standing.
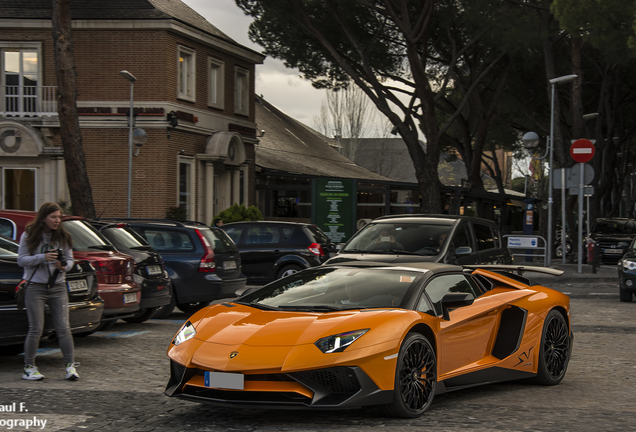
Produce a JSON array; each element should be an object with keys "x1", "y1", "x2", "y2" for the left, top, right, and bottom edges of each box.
[{"x1": 17, "y1": 202, "x2": 79, "y2": 381}]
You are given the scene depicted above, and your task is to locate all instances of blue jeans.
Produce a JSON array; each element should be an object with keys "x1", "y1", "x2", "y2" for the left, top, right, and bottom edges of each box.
[{"x1": 23, "y1": 282, "x2": 75, "y2": 366}]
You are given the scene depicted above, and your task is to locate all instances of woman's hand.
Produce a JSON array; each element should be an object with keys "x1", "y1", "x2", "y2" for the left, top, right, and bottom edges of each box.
[{"x1": 45, "y1": 251, "x2": 58, "y2": 262}]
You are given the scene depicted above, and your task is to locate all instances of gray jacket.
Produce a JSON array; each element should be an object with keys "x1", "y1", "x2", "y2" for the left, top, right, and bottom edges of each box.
[{"x1": 17, "y1": 232, "x2": 74, "y2": 285}]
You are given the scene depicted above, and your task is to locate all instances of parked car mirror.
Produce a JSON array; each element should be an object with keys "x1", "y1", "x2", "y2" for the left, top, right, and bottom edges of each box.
[{"x1": 455, "y1": 246, "x2": 472, "y2": 255}]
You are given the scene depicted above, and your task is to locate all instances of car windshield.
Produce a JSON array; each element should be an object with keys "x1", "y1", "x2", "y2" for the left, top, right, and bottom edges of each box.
[
  {"x1": 342, "y1": 223, "x2": 451, "y2": 256},
  {"x1": 100, "y1": 226, "x2": 148, "y2": 250},
  {"x1": 0, "y1": 236, "x2": 18, "y2": 258},
  {"x1": 63, "y1": 220, "x2": 112, "y2": 252},
  {"x1": 201, "y1": 228, "x2": 238, "y2": 254},
  {"x1": 592, "y1": 220, "x2": 636, "y2": 235},
  {"x1": 238, "y1": 266, "x2": 421, "y2": 311}
]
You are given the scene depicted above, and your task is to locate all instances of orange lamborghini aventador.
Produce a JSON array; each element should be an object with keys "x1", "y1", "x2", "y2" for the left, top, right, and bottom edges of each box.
[{"x1": 165, "y1": 262, "x2": 572, "y2": 418}]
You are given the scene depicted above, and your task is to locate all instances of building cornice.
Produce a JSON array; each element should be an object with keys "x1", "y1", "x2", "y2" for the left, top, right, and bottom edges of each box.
[{"x1": 0, "y1": 18, "x2": 265, "y2": 64}]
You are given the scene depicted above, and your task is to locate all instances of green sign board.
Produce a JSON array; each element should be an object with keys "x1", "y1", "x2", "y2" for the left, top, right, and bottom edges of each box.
[{"x1": 313, "y1": 178, "x2": 356, "y2": 244}]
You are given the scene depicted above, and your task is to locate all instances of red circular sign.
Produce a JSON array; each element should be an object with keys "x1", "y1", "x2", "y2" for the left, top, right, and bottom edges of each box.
[{"x1": 570, "y1": 139, "x2": 595, "y2": 163}]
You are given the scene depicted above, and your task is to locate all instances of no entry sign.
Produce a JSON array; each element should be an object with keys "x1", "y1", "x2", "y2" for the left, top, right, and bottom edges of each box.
[{"x1": 570, "y1": 139, "x2": 595, "y2": 163}]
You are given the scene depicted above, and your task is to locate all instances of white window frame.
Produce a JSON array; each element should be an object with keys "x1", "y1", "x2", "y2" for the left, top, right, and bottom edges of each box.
[
  {"x1": 177, "y1": 156, "x2": 196, "y2": 220},
  {"x1": 208, "y1": 57, "x2": 224, "y2": 109},
  {"x1": 177, "y1": 45, "x2": 196, "y2": 102},
  {"x1": 1, "y1": 42, "x2": 43, "y2": 115},
  {"x1": 234, "y1": 67, "x2": 249, "y2": 116}
]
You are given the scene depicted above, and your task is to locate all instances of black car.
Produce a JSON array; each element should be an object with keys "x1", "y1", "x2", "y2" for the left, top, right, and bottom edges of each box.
[
  {"x1": 326, "y1": 214, "x2": 511, "y2": 266},
  {"x1": 221, "y1": 221, "x2": 337, "y2": 283},
  {"x1": 108, "y1": 219, "x2": 246, "y2": 317},
  {"x1": 0, "y1": 235, "x2": 104, "y2": 355},
  {"x1": 618, "y1": 235, "x2": 636, "y2": 302},
  {"x1": 89, "y1": 220, "x2": 172, "y2": 323},
  {"x1": 590, "y1": 218, "x2": 636, "y2": 265}
]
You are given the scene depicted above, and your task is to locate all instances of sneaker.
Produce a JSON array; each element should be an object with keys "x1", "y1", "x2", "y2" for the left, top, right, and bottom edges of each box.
[
  {"x1": 65, "y1": 362, "x2": 80, "y2": 381},
  {"x1": 22, "y1": 364, "x2": 44, "y2": 381}
]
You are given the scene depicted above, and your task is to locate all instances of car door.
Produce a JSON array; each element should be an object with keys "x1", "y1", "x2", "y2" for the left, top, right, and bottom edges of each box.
[
  {"x1": 240, "y1": 224, "x2": 282, "y2": 281},
  {"x1": 445, "y1": 223, "x2": 478, "y2": 265},
  {"x1": 415, "y1": 273, "x2": 505, "y2": 377},
  {"x1": 472, "y1": 222, "x2": 508, "y2": 264}
]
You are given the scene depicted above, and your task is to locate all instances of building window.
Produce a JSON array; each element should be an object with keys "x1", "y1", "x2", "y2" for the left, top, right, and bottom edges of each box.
[
  {"x1": 178, "y1": 157, "x2": 195, "y2": 219},
  {"x1": 177, "y1": 46, "x2": 195, "y2": 101},
  {"x1": 1, "y1": 167, "x2": 36, "y2": 210},
  {"x1": 208, "y1": 58, "x2": 224, "y2": 109},
  {"x1": 234, "y1": 67, "x2": 249, "y2": 116},
  {"x1": 1, "y1": 42, "x2": 43, "y2": 116}
]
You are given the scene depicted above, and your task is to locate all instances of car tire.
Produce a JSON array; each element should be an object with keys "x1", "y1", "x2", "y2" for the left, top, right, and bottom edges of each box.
[
  {"x1": 123, "y1": 307, "x2": 157, "y2": 323},
  {"x1": 94, "y1": 319, "x2": 117, "y2": 332},
  {"x1": 532, "y1": 309, "x2": 570, "y2": 386},
  {"x1": 619, "y1": 288, "x2": 633, "y2": 302},
  {"x1": 177, "y1": 302, "x2": 210, "y2": 315},
  {"x1": 152, "y1": 283, "x2": 176, "y2": 319},
  {"x1": 383, "y1": 332, "x2": 436, "y2": 418},
  {"x1": 276, "y1": 264, "x2": 303, "y2": 280}
]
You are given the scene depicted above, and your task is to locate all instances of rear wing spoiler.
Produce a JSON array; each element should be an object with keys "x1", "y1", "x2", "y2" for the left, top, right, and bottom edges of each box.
[{"x1": 462, "y1": 265, "x2": 564, "y2": 277}]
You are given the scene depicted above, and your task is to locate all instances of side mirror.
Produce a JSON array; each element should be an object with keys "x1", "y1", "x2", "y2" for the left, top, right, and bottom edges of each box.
[
  {"x1": 440, "y1": 292, "x2": 475, "y2": 320},
  {"x1": 455, "y1": 246, "x2": 472, "y2": 255}
]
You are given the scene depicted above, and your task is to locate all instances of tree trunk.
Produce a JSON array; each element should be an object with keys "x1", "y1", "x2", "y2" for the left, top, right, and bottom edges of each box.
[{"x1": 52, "y1": 0, "x2": 95, "y2": 218}]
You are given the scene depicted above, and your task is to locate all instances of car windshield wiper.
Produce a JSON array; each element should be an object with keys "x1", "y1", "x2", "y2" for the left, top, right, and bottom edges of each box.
[
  {"x1": 367, "y1": 249, "x2": 421, "y2": 255},
  {"x1": 233, "y1": 301, "x2": 280, "y2": 311},
  {"x1": 277, "y1": 305, "x2": 346, "y2": 312}
]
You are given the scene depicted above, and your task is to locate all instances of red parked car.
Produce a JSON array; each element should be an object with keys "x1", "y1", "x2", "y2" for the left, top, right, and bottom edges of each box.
[{"x1": 0, "y1": 210, "x2": 140, "y2": 330}]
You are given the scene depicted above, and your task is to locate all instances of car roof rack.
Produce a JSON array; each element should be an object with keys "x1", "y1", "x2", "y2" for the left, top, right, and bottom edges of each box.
[{"x1": 96, "y1": 218, "x2": 209, "y2": 228}]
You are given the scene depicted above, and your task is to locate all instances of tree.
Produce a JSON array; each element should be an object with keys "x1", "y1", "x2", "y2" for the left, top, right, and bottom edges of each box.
[
  {"x1": 313, "y1": 85, "x2": 375, "y2": 160},
  {"x1": 52, "y1": 0, "x2": 95, "y2": 218}
]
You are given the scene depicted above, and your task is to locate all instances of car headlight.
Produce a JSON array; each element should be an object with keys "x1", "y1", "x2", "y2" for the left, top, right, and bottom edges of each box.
[
  {"x1": 315, "y1": 329, "x2": 369, "y2": 353},
  {"x1": 173, "y1": 321, "x2": 196, "y2": 346},
  {"x1": 622, "y1": 260, "x2": 636, "y2": 271}
]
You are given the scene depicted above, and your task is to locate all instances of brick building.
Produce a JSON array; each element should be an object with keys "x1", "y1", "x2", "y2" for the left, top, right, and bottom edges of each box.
[{"x1": 0, "y1": 0, "x2": 264, "y2": 224}]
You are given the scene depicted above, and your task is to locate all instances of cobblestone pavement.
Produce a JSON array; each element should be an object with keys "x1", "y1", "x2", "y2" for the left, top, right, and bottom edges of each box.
[{"x1": 1, "y1": 274, "x2": 635, "y2": 432}]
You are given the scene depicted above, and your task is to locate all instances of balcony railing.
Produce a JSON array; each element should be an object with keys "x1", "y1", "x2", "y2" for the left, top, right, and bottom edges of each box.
[{"x1": 0, "y1": 85, "x2": 57, "y2": 117}]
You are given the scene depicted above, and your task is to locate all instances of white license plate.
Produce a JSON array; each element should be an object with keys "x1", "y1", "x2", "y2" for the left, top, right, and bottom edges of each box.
[
  {"x1": 147, "y1": 265, "x2": 162, "y2": 275},
  {"x1": 67, "y1": 279, "x2": 88, "y2": 292},
  {"x1": 204, "y1": 371, "x2": 244, "y2": 390},
  {"x1": 604, "y1": 249, "x2": 623, "y2": 254},
  {"x1": 123, "y1": 293, "x2": 137, "y2": 303},
  {"x1": 223, "y1": 260, "x2": 237, "y2": 270}
]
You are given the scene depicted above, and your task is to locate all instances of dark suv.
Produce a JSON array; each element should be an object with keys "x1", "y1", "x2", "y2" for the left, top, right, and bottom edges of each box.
[
  {"x1": 109, "y1": 219, "x2": 246, "y2": 317},
  {"x1": 221, "y1": 221, "x2": 337, "y2": 283},
  {"x1": 89, "y1": 220, "x2": 172, "y2": 323},
  {"x1": 326, "y1": 214, "x2": 511, "y2": 266},
  {"x1": 590, "y1": 218, "x2": 636, "y2": 264}
]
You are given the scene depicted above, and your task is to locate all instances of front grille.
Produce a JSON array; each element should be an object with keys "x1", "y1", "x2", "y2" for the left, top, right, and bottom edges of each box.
[{"x1": 294, "y1": 367, "x2": 360, "y2": 394}]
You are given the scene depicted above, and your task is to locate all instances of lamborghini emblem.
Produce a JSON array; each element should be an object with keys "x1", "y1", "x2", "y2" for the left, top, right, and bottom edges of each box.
[{"x1": 229, "y1": 351, "x2": 239, "y2": 359}]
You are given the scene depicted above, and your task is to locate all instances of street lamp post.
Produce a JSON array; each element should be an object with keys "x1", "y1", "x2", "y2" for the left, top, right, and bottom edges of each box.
[
  {"x1": 548, "y1": 74, "x2": 578, "y2": 266},
  {"x1": 120, "y1": 70, "x2": 136, "y2": 218}
]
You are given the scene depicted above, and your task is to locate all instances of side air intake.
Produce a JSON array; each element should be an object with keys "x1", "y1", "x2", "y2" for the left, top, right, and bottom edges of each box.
[{"x1": 492, "y1": 306, "x2": 527, "y2": 360}]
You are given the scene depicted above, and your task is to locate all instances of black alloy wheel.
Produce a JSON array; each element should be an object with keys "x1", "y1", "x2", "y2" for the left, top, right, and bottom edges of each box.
[
  {"x1": 533, "y1": 309, "x2": 570, "y2": 385},
  {"x1": 384, "y1": 332, "x2": 436, "y2": 418}
]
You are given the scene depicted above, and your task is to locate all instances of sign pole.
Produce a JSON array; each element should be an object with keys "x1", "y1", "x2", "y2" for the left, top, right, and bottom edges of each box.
[
  {"x1": 561, "y1": 168, "x2": 566, "y2": 264},
  {"x1": 570, "y1": 138, "x2": 595, "y2": 274},
  {"x1": 578, "y1": 163, "x2": 584, "y2": 273}
]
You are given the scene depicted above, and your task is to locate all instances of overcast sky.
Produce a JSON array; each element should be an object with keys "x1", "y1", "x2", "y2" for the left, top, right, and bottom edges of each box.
[{"x1": 181, "y1": 0, "x2": 327, "y2": 129}]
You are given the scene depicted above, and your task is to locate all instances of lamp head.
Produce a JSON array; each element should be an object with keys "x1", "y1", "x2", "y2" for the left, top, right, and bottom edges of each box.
[
  {"x1": 522, "y1": 131, "x2": 540, "y2": 149},
  {"x1": 120, "y1": 70, "x2": 137, "y2": 83},
  {"x1": 549, "y1": 74, "x2": 577, "y2": 85}
]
